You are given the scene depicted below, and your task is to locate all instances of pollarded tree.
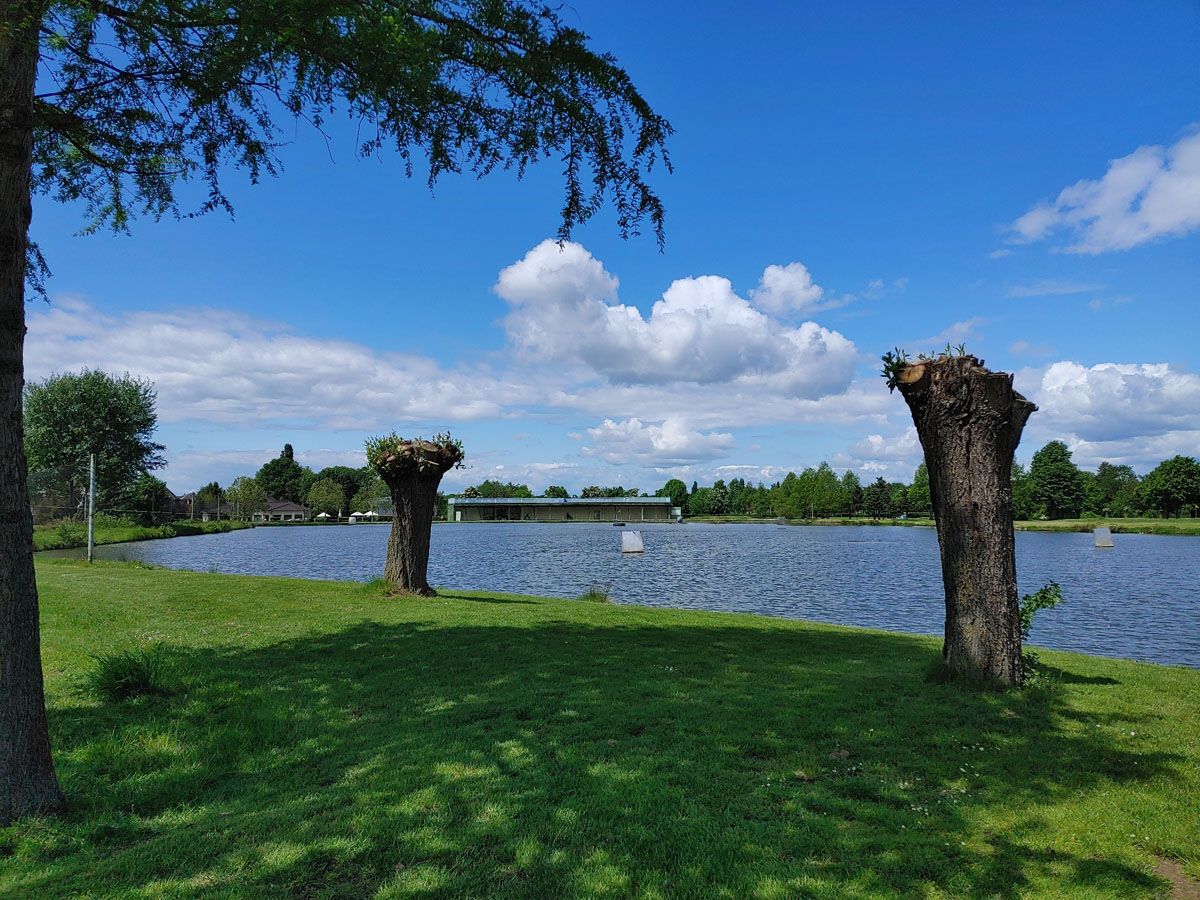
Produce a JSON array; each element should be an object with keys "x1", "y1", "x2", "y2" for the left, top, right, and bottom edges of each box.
[
  {"x1": 366, "y1": 433, "x2": 464, "y2": 596},
  {"x1": 1, "y1": 1, "x2": 671, "y2": 824},
  {"x1": 885, "y1": 351, "x2": 1037, "y2": 686}
]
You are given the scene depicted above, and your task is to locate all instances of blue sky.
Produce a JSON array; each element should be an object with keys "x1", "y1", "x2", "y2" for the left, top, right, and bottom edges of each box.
[{"x1": 26, "y1": 0, "x2": 1200, "y2": 493}]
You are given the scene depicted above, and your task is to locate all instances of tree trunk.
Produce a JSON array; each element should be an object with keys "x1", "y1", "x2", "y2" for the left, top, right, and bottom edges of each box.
[
  {"x1": 382, "y1": 469, "x2": 441, "y2": 596},
  {"x1": 895, "y1": 356, "x2": 1037, "y2": 686},
  {"x1": 0, "y1": 6, "x2": 66, "y2": 823}
]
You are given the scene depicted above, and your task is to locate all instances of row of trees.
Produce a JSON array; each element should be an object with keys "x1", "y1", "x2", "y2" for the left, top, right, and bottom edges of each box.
[
  {"x1": 209, "y1": 445, "x2": 390, "y2": 519},
  {"x1": 1013, "y1": 442, "x2": 1200, "y2": 519},
  {"x1": 668, "y1": 443, "x2": 1200, "y2": 521},
  {"x1": 456, "y1": 443, "x2": 1200, "y2": 524}
]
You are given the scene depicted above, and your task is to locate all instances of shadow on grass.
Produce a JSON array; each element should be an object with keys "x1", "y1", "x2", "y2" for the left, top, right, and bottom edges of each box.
[{"x1": 11, "y1": 618, "x2": 1182, "y2": 897}]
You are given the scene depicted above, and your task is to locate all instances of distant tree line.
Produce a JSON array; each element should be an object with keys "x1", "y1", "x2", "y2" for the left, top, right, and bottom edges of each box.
[{"x1": 453, "y1": 442, "x2": 1200, "y2": 521}]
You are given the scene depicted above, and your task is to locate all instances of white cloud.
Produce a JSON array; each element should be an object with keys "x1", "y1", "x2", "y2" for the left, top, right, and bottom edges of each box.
[
  {"x1": 1009, "y1": 129, "x2": 1200, "y2": 253},
  {"x1": 1019, "y1": 361, "x2": 1200, "y2": 444},
  {"x1": 1006, "y1": 279, "x2": 1103, "y2": 298},
  {"x1": 497, "y1": 240, "x2": 858, "y2": 398},
  {"x1": 989, "y1": 249, "x2": 1012, "y2": 259},
  {"x1": 582, "y1": 417, "x2": 735, "y2": 465},
  {"x1": 749, "y1": 262, "x2": 829, "y2": 314},
  {"x1": 831, "y1": 427, "x2": 923, "y2": 482},
  {"x1": 26, "y1": 302, "x2": 524, "y2": 430}
]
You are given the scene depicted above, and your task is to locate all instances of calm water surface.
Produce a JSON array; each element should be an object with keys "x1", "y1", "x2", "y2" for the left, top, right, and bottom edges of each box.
[{"x1": 62, "y1": 523, "x2": 1200, "y2": 667}]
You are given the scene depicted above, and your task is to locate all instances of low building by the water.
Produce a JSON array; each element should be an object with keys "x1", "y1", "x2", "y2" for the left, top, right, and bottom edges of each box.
[{"x1": 447, "y1": 496, "x2": 678, "y2": 523}]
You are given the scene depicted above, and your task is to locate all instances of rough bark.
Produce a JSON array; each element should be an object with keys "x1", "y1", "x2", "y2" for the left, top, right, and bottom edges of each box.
[
  {"x1": 372, "y1": 440, "x2": 462, "y2": 596},
  {"x1": 895, "y1": 356, "x2": 1037, "y2": 685},
  {"x1": 0, "y1": 3, "x2": 66, "y2": 823}
]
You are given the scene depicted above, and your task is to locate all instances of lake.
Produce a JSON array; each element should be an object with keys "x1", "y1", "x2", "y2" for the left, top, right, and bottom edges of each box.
[{"x1": 55, "y1": 523, "x2": 1200, "y2": 667}]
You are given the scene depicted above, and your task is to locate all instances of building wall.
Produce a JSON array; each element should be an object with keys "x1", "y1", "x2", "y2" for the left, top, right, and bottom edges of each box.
[{"x1": 455, "y1": 503, "x2": 670, "y2": 523}]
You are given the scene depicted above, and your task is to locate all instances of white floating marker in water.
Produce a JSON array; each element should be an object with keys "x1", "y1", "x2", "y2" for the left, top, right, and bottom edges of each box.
[
  {"x1": 620, "y1": 530, "x2": 645, "y2": 554},
  {"x1": 1093, "y1": 526, "x2": 1114, "y2": 548}
]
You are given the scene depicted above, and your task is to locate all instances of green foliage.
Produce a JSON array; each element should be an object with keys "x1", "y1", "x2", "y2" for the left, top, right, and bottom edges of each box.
[
  {"x1": 83, "y1": 645, "x2": 174, "y2": 702},
  {"x1": 1029, "y1": 442, "x2": 1085, "y2": 520},
  {"x1": 1140, "y1": 455, "x2": 1200, "y2": 518},
  {"x1": 33, "y1": 0, "x2": 671, "y2": 253},
  {"x1": 543, "y1": 485, "x2": 570, "y2": 499},
  {"x1": 862, "y1": 477, "x2": 894, "y2": 518},
  {"x1": 23, "y1": 369, "x2": 165, "y2": 508},
  {"x1": 55, "y1": 520, "x2": 86, "y2": 546},
  {"x1": 365, "y1": 432, "x2": 464, "y2": 478},
  {"x1": 655, "y1": 478, "x2": 688, "y2": 513},
  {"x1": 471, "y1": 480, "x2": 533, "y2": 498},
  {"x1": 225, "y1": 476, "x2": 267, "y2": 517},
  {"x1": 313, "y1": 467, "x2": 368, "y2": 506},
  {"x1": 255, "y1": 446, "x2": 311, "y2": 503},
  {"x1": 114, "y1": 474, "x2": 173, "y2": 524},
  {"x1": 908, "y1": 463, "x2": 931, "y2": 515},
  {"x1": 576, "y1": 583, "x2": 611, "y2": 603},
  {"x1": 1019, "y1": 582, "x2": 1065, "y2": 641},
  {"x1": 880, "y1": 344, "x2": 967, "y2": 391},
  {"x1": 306, "y1": 478, "x2": 346, "y2": 517},
  {"x1": 196, "y1": 481, "x2": 223, "y2": 506},
  {"x1": 350, "y1": 469, "x2": 388, "y2": 514}
]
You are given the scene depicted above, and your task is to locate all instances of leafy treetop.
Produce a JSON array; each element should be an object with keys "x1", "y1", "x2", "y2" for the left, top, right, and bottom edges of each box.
[
  {"x1": 365, "y1": 432, "x2": 464, "y2": 479},
  {"x1": 33, "y1": 0, "x2": 673, "y2": 259}
]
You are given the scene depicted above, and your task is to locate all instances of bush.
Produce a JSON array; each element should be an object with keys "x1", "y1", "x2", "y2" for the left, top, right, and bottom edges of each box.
[
  {"x1": 93, "y1": 513, "x2": 136, "y2": 528},
  {"x1": 84, "y1": 646, "x2": 175, "y2": 702},
  {"x1": 55, "y1": 520, "x2": 86, "y2": 547},
  {"x1": 577, "y1": 583, "x2": 612, "y2": 603},
  {"x1": 1019, "y1": 581, "x2": 1064, "y2": 640}
]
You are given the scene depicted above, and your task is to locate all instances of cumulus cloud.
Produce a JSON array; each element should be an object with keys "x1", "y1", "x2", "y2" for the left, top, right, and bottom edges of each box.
[
  {"x1": 749, "y1": 262, "x2": 830, "y2": 314},
  {"x1": 582, "y1": 417, "x2": 735, "y2": 465},
  {"x1": 1009, "y1": 130, "x2": 1200, "y2": 253},
  {"x1": 26, "y1": 301, "x2": 524, "y2": 430},
  {"x1": 497, "y1": 240, "x2": 857, "y2": 398},
  {"x1": 1019, "y1": 361, "x2": 1200, "y2": 444}
]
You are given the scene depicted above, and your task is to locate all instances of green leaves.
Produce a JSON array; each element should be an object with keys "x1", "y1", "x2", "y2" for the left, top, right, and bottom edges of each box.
[{"x1": 33, "y1": 0, "x2": 672, "y2": 249}]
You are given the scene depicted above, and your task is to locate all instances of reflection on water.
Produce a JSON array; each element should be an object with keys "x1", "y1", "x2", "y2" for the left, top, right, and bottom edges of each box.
[{"x1": 53, "y1": 522, "x2": 1200, "y2": 667}]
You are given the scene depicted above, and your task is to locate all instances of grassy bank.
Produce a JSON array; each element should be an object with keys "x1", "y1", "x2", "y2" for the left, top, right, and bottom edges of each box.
[
  {"x1": 687, "y1": 514, "x2": 1200, "y2": 535},
  {"x1": 4, "y1": 561, "x2": 1196, "y2": 896},
  {"x1": 33, "y1": 518, "x2": 252, "y2": 552}
]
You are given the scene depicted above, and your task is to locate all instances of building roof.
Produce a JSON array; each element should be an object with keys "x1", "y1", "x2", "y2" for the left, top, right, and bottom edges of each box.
[
  {"x1": 449, "y1": 496, "x2": 671, "y2": 506},
  {"x1": 263, "y1": 498, "x2": 312, "y2": 514}
]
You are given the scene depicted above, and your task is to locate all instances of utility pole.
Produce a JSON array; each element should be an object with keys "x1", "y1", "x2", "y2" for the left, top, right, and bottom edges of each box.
[{"x1": 86, "y1": 454, "x2": 96, "y2": 563}]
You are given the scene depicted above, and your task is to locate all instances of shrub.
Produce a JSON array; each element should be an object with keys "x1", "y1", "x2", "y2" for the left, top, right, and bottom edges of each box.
[
  {"x1": 1020, "y1": 581, "x2": 1064, "y2": 681},
  {"x1": 84, "y1": 646, "x2": 175, "y2": 702},
  {"x1": 93, "y1": 513, "x2": 136, "y2": 529},
  {"x1": 578, "y1": 583, "x2": 612, "y2": 603},
  {"x1": 1019, "y1": 581, "x2": 1064, "y2": 640},
  {"x1": 55, "y1": 520, "x2": 86, "y2": 547}
]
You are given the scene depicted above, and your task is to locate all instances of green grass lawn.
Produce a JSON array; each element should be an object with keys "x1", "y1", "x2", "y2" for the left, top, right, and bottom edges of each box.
[
  {"x1": 33, "y1": 519, "x2": 252, "y2": 551},
  {"x1": 4, "y1": 560, "x2": 1197, "y2": 897}
]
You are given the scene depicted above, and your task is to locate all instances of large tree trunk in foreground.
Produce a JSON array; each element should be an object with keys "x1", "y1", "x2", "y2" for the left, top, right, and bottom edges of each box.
[
  {"x1": 369, "y1": 438, "x2": 463, "y2": 596},
  {"x1": 0, "y1": 10, "x2": 66, "y2": 823},
  {"x1": 895, "y1": 356, "x2": 1037, "y2": 685}
]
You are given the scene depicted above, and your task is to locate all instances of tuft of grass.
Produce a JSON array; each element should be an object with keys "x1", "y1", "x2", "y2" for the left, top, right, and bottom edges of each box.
[
  {"x1": 359, "y1": 576, "x2": 393, "y2": 596},
  {"x1": 83, "y1": 645, "x2": 175, "y2": 702},
  {"x1": 577, "y1": 582, "x2": 612, "y2": 603}
]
